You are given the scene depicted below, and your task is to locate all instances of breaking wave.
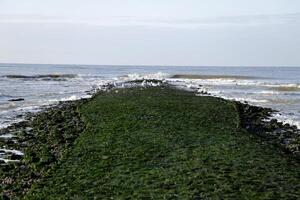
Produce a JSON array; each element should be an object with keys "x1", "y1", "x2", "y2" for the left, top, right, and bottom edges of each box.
[
  {"x1": 171, "y1": 74, "x2": 259, "y2": 80},
  {"x1": 3, "y1": 74, "x2": 78, "y2": 81}
]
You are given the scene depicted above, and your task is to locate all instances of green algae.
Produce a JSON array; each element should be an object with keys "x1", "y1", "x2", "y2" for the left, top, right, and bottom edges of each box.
[
  {"x1": 22, "y1": 87, "x2": 300, "y2": 199},
  {"x1": 0, "y1": 101, "x2": 85, "y2": 198}
]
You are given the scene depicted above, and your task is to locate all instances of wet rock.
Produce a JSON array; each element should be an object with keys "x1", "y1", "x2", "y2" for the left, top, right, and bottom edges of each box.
[
  {"x1": 10, "y1": 154, "x2": 23, "y2": 160},
  {"x1": 291, "y1": 125, "x2": 298, "y2": 130},
  {"x1": 20, "y1": 165, "x2": 28, "y2": 171},
  {"x1": 2, "y1": 177, "x2": 14, "y2": 185},
  {"x1": 274, "y1": 129, "x2": 286, "y2": 135},
  {"x1": 0, "y1": 97, "x2": 86, "y2": 196},
  {"x1": 236, "y1": 101, "x2": 300, "y2": 159},
  {"x1": 4, "y1": 140, "x2": 15, "y2": 145},
  {"x1": 2, "y1": 194, "x2": 10, "y2": 200},
  {"x1": 270, "y1": 119, "x2": 278, "y2": 126},
  {"x1": 25, "y1": 127, "x2": 33, "y2": 132}
]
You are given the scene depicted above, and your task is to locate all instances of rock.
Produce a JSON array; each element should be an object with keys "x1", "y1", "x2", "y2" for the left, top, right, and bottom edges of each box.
[
  {"x1": 283, "y1": 139, "x2": 290, "y2": 145},
  {"x1": 2, "y1": 194, "x2": 10, "y2": 200},
  {"x1": 5, "y1": 140, "x2": 15, "y2": 145},
  {"x1": 10, "y1": 154, "x2": 23, "y2": 160},
  {"x1": 270, "y1": 119, "x2": 278, "y2": 124},
  {"x1": 274, "y1": 129, "x2": 286, "y2": 135},
  {"x1": 235, "y1": 100, "x2": 300, "y2": 159},
  {"x1": 20, "y1": 165, "x2": 28, "y2": 171},
  {"x1": 2, "y1": 177, "x2": 14, "y2": 185}
]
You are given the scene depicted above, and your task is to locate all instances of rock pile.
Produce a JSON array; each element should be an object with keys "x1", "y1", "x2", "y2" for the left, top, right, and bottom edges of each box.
[
  {"x1": 236, "y1": 102, "x2": 300, "y2": 159},
  {"x1": 0, "y1": 99, "x2": 87, "y2": 198}
]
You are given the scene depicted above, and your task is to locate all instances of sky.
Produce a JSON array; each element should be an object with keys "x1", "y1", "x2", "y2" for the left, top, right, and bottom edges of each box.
[{"x1": 0, "y1": 0, "x2": 300, "y2": 66}]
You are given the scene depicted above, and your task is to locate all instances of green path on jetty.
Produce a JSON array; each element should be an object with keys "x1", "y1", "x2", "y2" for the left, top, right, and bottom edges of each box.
[{"x1": 26, "y1": 87, "x2": 299, "y2": 199}]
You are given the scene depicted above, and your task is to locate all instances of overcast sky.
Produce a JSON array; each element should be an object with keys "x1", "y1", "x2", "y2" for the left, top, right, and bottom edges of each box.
[{"x1": 0, "y1": 0, "x2": 300, "y2": 66}]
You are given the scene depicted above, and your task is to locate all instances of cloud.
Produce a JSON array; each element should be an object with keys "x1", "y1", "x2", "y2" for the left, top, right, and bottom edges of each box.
[
  {"x1": 0, "y1": 14, "x2": 63, "y2": 22},
  {"x1": 128, "y1": 13, "x2": 300, "y2": 28},
  {"x1": 0, "y1": 13, "x2": 299, "y2": 29}
]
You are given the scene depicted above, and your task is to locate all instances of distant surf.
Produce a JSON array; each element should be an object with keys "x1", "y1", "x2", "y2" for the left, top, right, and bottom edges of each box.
[
  {"x1": 3, "y1": 74, "x2": 77, "y2": 81},
  {"x1": 168, "y1": 73, "x2": 300, "y2": 128},
  {"x1": 171, "y1": 74, "x2": 259, "y2": 79},
  {"x1": 0, "y1": 64, "x2": 299, "y2": 130}
]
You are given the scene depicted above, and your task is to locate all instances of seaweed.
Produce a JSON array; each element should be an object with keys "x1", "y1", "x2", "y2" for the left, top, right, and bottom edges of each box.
[{"x1": 1, "y1": 86, "x2": 300, "y2": 199}]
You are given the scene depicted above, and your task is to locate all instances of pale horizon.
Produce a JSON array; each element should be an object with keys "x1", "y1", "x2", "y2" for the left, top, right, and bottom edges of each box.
[{"x1": 0, "y1": 62, "x2": 299, "y2": 68}]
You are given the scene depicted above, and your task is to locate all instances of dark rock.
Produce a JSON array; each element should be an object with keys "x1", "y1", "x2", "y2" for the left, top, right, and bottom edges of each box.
[
  {"x1": 5, "y1": 140, "x2": 15, "y2": 145},
  {"x1": 10, "y1": 154, "x2": 23, "y2": 160},
  {"x1": 291, "y1": 125, "x2": 298, "y2": 130},
  {"x1": 274, "y1": 129, "x2": 286, "y2": 135},
  {"x1": 0, "y1": 96, "x2": 86, "y2": 197},
  {"x1": 2, "y1": 194, "x2": 10, "y2": 200},
  {"x1": 235, "y1": 101, "x2": 300, "y2": 159},
  {"x1": 270, "y1": 119, "x2": 278, "y2": 124},
  {"x1": 20, "y1": 165, "x2": 28, "y2": 171}
]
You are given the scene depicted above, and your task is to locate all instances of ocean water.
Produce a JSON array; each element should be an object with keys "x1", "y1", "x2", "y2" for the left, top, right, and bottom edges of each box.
[{"x1": 0, "y1": 64, "x2": 299, "y2": 129}]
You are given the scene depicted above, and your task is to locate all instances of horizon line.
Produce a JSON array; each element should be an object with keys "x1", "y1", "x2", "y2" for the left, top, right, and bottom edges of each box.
[{"x1": 0, "y1": 62, "x2": 299, "y2": 68}]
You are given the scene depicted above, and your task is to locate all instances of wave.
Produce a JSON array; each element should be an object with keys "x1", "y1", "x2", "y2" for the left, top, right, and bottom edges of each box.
[
  {"x1": 0, "y1": 93, "x2": 13, "y2": 99},
  {"x1": 268, "y1": 85, "x2": 300, "y2": 92},
  {"x1": 3, "y1": 74, "x2": 78, "y2": 81},
  {"x1": 258, "y1": 90, "x2": 280, "y2": 94},
  {"x1": 0, "y1": 102, "x2": 18, "y2": 111},
  {"x1": 0, "y1": 148, "x2": 23, "y2": 156},
  {"x1": 171, "y1": 74, "x2": 259, "y2": 80},
  {"x1": 0, "y1": 133, "x2": 15, "y2": 139},
  {"x1": 223, "y1": 97, "x2": 269, "y2": 104},
  {"x1": 119, "y1": 72, "x2": 170, "y2": 81},
  {"x1": 169, "y1": 74, "x2": 299, "y2": 89},
  {"x1": 60, "y1": 95, "x2": 87, "y2": 101},
  {"x1": 271, "y1": 113, "x2": 300, "y2": 129}
]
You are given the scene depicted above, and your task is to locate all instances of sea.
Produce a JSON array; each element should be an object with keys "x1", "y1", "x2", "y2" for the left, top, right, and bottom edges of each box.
[{"x1": 0, "y1": 64, "x2": 299, "y2": 129}]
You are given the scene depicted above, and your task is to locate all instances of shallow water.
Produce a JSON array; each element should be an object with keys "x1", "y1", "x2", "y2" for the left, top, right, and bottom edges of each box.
[{"x1": 0, "y1": 64, "x2": 299, "y2": 129}]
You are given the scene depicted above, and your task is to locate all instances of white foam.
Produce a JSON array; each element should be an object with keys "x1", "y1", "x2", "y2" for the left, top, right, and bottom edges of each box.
[
  {"x1": 219, "y1": 96, "x2": 269, "y2": 104},
  {"x1": 0, "y1": 148, "x2": 24, "y2": 156},
  {"x1": 258, "y1": 91, "x2": 280, "y2": 95},
  {"x1": 170, "y1": 78, "x2": 300, "y2": 91},
  {"x1": 0, "y1": 134, "x2": 15, "y2": 139},
  {"x1": 170, "y1": 78, "x2": 256, "y2": 87},
  {"x1": 263, "y1": 83, "x2": 300, "y2": 88},
  {"x1": 61, "y1": 95, "x2": 79, "y2": 101},
  {"x1": 0, "y1": 102, "x2": 17, "y2": 110},
  {"x1": 0, "y1": 118, "x2": 23, "y2": 129},
  {"x1": 271, "y1": 113, "x2": 300, "y2": 129},
  {"x1": 0, "y1": 158, "x2": 20, "y2": 163},
  {"x1": 122, "y1": 72, "x2": 170, "y2": 81}
]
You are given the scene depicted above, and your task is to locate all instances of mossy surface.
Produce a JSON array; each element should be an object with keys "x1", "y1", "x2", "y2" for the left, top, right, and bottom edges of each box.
[{"x1": 2, "y1": 86, "x2": 296, "y2": 199}]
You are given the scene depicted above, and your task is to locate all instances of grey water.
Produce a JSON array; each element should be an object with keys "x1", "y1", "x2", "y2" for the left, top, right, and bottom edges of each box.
[{"x1": 0, "y1": 63, "x2": 299, "y2": 129}]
